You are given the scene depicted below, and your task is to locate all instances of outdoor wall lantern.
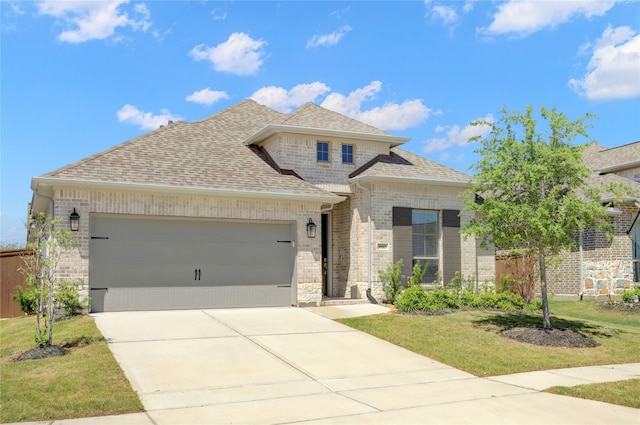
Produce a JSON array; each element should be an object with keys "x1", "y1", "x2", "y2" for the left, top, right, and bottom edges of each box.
[
  {"x1": 69, "y1": 208, "x2": 80, "y2": 231},
  {"x1": 306, "y1": 218, "x2": 317, "y2": 238}
]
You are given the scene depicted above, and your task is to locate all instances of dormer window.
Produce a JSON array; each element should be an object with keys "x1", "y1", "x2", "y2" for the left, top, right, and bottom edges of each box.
[
  {"x1": 317, "y1": 142, "x2": 329, "y2": 162},
  {"x1": 342, "y1": 144, "x2": 353, "y2": 164}
]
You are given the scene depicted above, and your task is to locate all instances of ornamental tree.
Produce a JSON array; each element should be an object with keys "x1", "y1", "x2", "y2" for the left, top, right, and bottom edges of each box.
[
  {"x1": 19, "y1": 213, "x2": 77, "y2": 347},
  {"x1": 462, "y1": 105, "x2": 614, "y2": 329}
]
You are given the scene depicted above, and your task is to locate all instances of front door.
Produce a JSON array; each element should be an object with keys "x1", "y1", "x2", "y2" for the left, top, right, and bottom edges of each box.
[{"x1": 321, "y1": 213, "x2": 331, "y2": 296}]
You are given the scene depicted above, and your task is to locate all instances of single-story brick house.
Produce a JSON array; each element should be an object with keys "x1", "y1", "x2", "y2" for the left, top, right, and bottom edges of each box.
[
  {"x1": 29, "y1": 100, "x2": 494, "y2": 312},
  {"x1": 546, "y1": 141, "x2": 640, "y2": 297}
]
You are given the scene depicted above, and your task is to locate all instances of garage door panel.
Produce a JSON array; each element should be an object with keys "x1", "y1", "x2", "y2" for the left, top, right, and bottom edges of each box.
[{"x1": 90, "y1": 216, "x2": 295, "y2": 311}]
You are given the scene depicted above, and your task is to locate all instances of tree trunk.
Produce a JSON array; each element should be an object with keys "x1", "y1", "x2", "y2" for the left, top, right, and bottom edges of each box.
[{"x1": 538, "y1": 252, "x2": 551, "y2": 329}]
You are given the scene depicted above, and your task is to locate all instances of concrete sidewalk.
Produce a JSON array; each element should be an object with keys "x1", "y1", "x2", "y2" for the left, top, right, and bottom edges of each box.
[{"x1": 7, "y1": 305, "x2": 639, "y2": 425}]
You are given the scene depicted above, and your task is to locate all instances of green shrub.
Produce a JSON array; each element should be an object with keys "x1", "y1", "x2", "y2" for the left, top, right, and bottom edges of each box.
[
  {"x1": 55, "y1": 280, "x2": 86, "y2": 316},
  {"x1": 395, "y1": 284, "x2": 428, "y2": 312},
  {"x1": 379, "y1": 260, "x2": 403, "y2": 304},
  {"x1": 407, "y1": 262, "x2": 428, "y2": 287},
  {"x1": 621, "y1": 287, "x2": 640, "y2": 303},
  {"x1": 12, "y1": 282, "x2": 37, "y2": 315}
]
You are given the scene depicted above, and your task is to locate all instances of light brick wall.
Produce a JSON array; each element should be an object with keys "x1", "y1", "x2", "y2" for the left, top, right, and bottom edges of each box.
[
  {"x1": 334, "y1": 182, "x2": 494, "y2": 301},
  {"x1": 261, "y1": 134, "x2": 390, "y2": 185},
  {"x1": 52, "y1": 187, "x2": 324, "y2": 305}
]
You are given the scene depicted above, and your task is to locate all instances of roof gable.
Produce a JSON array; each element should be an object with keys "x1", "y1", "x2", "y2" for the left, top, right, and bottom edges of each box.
[{"x1": 282, "y1": 103, "x2": 392, "y2": 137}]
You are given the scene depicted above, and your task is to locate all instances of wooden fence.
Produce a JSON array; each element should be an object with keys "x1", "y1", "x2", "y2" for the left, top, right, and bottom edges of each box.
[{"x1": 0, "y1": 249, "x2": 32, "y2": 318}]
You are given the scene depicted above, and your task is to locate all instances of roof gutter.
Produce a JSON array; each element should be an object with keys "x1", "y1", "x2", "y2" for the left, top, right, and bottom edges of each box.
[
  {"x1": 244, "y1": 124, "x2": 410, "y2": 147},
  {"x1": 31, "y1": 177, "x2": 345, "y2": 205}
]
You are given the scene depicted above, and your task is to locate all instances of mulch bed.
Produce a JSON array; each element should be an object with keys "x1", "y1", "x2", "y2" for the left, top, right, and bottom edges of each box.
[
  {"x1": 502, "y1": 327, "x2": 599, "y2": 348},
  {"x1": 12, "y1": 345, "x2": 67, "y2": 362}
]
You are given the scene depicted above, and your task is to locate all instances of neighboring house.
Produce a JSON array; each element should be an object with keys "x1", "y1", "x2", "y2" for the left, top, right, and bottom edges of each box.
[
  {"x1": 546, "y1": 141, "x2": 640, "y2": 297},
  {"x1": 29, "y1": 100, "x2": 494, "y2": 312}
]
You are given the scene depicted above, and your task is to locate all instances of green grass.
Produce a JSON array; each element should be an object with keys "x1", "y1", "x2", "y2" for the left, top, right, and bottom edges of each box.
[
  {"x1": 0, "y1": 315, "x2": 144, "y2": 423},
  {"x1": 338, "y1": 300, "x2": 640, "y2": 377},
  {"x1": 546, "y1": 379, "x2": 640, "y2": 409}
]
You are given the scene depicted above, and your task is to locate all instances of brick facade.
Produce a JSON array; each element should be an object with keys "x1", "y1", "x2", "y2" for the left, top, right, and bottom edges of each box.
[{"x1": 52, "y1": 187, "x2": 324, "y2": 305}]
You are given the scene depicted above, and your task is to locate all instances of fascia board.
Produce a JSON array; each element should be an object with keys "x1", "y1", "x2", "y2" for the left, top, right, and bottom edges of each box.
[
  {"x1": 597, "y1": 161, "x2": 640, "y2": 174},
  {"x1": 349, "y1": 175, "x2": 473, "y2": 188},
  {"x1": 31, "y1": 177, "x2": 345, "y2": 204},
  {"x1": 244, "y1": 124, "x2": 410, "y2": 146}
]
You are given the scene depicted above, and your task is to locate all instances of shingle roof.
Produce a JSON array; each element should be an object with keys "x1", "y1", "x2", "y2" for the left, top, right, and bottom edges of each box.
[
  {"x1": 281, "y1": 103, "x2": 392, "y2": 136},
  {"x1": 581, "y1": 141, "x2": 640, "y2": 201},
  {"x1": 582, "y1": 141, "x2": 640, "y2": 171},
  {"x1": 37, "y1": 100, "x2": 472, "y2": 198},
  {"x1": 349, "y1": 147, "x2": 471, "y2": 185},
  {"x1": 40, "y1": 100, "x2": 336, "y2": 199}
]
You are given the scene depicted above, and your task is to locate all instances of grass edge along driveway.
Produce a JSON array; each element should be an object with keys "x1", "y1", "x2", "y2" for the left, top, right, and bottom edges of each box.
[{"x1": 1, "y1": 315, "x2": 143, "y2": 423}]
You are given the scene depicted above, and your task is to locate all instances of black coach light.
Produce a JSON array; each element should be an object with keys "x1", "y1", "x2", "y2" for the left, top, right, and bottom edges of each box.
[
  {"x1": 306, "y1": 218, "x2": 317, "y2": 238},
  {"x1": 69, "y1": 208, "x2": 80, "y2": 231}
]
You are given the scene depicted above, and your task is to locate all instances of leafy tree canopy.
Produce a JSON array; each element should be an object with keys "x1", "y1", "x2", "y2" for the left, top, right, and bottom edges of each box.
[
  {"x1": 461, "y1": 105, "x2": 622, "y2": 329},
  {"x1": 463, "y1": 105, "x2": 611, "y2": 256}
]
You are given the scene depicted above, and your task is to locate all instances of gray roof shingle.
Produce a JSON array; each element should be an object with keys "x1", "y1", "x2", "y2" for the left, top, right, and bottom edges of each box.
[
  {"x1": 41, "y1": 100, "x2": 334, "y2": 198},
  {"x1": 349, "y1": 147, "x2": 471, "y2": 185}
]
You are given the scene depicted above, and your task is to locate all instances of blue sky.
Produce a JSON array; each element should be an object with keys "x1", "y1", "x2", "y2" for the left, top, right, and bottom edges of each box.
[{"x1": 2, "y1": 0, "x2": 639, "y2": 245}]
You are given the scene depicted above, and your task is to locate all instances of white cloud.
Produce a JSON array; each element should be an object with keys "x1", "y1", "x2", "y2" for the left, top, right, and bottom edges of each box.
[
  {"x1": 423, "y1": 115, "x2": 493, "y2": 154},
  {"x1": 483, "y1": 0, "x2": 616, "y2": 37},
  {"x1": 320, "y1": 81, "x2": 433, "y2": 130},
  {"x1": 252, "y1": 81, "x2": 433, "y2": 131},
  {"x1": 189, "y1": 32, "x2": 266, "y2": 76},
  {"x1": 570, "y1": 26, "x2": 640, "y2": 101},
  {"x1": 37, "y1": 0, "x2": 151, "y2": 43},
  {"x1": 251, "y1": 82, "x2": 331, "y2": 112},
  {"x1": 431, "y1": 5, "x2": 459, "y2": 25},
  {"x1": 307, "y1": 25, "x2": 352, "y2": 48},
  {"x1": 117, "y1": 104, "x2": 183, "y2": 130},
  {"x1": 186, "y1": 88, "x2": 229, "y2": 106}
]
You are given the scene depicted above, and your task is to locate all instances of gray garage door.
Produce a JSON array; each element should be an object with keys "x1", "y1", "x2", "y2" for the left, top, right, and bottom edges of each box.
[{"x1": 89, "y1": 215, "x2": 295, "y2": 312}]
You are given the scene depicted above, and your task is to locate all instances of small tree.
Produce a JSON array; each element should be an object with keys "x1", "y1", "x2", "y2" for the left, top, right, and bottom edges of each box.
[
  {"x1": 20, "y1": 213, "x2": 77, "y2": 347},
  {"x1": 463, "y1": 105, "x2": 616, "y2": 330}
]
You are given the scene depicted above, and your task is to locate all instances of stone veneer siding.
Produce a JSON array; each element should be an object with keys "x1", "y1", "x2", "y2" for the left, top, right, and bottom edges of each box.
[
  {"x1": 52, "y1": 187, "x2": 325, "y2": 306},
  {"x1": 330, "y1": 182, "x2": 494, "y2": 301},
  {"x1": 545, "y1": 202, "x2": 636, "y2": 295}
]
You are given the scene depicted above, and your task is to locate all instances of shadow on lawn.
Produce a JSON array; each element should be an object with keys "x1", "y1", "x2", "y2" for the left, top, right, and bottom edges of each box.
[
  {"x1": 472, "y1": 311, "x2": 617, "y2": 339},
  {"x1": 62, "y1": 335, "x2": 106, "y2": 349}
]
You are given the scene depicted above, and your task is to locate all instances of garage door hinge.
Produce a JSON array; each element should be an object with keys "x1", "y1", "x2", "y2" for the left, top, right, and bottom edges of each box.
[{"x1": 91, "y1": 236, "x2": 109, "y2": 239}]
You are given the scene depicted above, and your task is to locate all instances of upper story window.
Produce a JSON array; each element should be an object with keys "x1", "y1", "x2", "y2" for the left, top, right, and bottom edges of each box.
[
  {"x1": 317, "y1": 142, "x2": 329, "y2": 162},
  {"x1": 342, "y1": 144, "x2": 353, "y2": 164}
]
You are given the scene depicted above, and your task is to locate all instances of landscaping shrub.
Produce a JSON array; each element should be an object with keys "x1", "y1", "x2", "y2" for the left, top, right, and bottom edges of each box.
[
  {"x1": 394, "y1": 283, "x2": 535, "y2": 313},
  {"x1": 621, "y1": 287, "x2": 640, "y2": 303},
  {"x1": 379, "y1": 260, "x2": 403, "y2": 304},
  {"x1": 12, "y1": 282, "x2": 37, "y2": 315},
  {"x1": 54, "y1": 280, "x2": 86, "y2": 316},
  {"x1": 394, "y1": 285, "x2": 428, "y2": 312},
  {"x1": 407, "y1": 261, "x2": 428, "y2": 287}
]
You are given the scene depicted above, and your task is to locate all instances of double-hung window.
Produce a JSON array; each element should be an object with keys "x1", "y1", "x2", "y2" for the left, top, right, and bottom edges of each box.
[
  {"x1": 317, "y1": 142, "x2": 329, "y2": 162},
  {"x1": 412, "y1": 210, "x2": 439, "y2": 283},
  {"x1": 342, "y1": 144, "x2": 353, "y2": 164}
]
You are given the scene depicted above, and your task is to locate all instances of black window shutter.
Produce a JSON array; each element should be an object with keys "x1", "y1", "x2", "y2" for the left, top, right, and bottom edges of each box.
[
  {"x1": 442, "y1": 209, "x2": 460, "y2": 228},
  {"x1": 392, "y1": 207, "x2": 412, "y2": 226}
]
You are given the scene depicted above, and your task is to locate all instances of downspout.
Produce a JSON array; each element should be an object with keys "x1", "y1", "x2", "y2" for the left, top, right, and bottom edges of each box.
[
  {"x1": 355, "y1": 181, "x2": 374, "y2": 302},
  {"x1": 579, "y1": 230, "x2": 584, "y2": 300}
]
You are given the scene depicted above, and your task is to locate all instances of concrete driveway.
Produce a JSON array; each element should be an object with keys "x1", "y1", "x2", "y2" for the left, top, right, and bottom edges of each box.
[{"x1": 93, "y1": 307, "x2": 639, "y2": 425}]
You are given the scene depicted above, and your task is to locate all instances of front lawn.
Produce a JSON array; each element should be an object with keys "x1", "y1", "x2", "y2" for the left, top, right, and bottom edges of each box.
[
  {"x1": 0, "y1": 315, "x2": 143, "y2": 423},
  {"x1": 338, "y1": 300, "x2": 640, "y2": 377},
  {"x1": 545, "y1": 379, "x2": 640, "y2": 409}
]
